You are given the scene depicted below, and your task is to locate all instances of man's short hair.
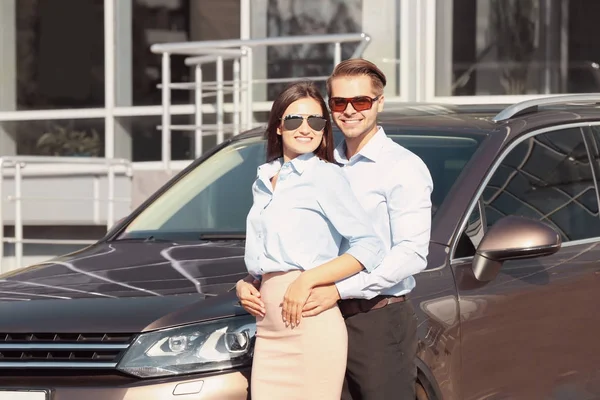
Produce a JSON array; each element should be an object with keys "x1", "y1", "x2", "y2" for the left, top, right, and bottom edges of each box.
[{"x1": 326, "y1": 58, "x2": 387, "y2": 98}]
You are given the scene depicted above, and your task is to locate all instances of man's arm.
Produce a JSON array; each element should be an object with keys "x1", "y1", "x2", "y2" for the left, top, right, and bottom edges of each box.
[{"x1": 335, "y1": 156, "x2": 433, "y2": 300}]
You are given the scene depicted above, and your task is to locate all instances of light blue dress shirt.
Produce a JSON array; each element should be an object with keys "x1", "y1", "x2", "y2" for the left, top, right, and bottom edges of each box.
[
  {"x1": 334, "y1": 127, "x2": 434, "y2": 300},
  {"x1": 244, "y1": 152, "x2": 385, "y2": 279}
]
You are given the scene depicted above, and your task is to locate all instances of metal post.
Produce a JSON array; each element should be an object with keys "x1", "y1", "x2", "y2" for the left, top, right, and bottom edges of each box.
[
  {"x1": 103, "y1": 0, "x2": 115, "y2": 159},
  {"x1": 194, "y1": 65, "x2": 203, "y2": 158},
  {"x1": 246, "y1": 47, "x2": 254, "y2": 131},
  {"x1": 0, "y1": 160, "x2": 4, "y2": 272},
  {"x1": 93, "y1": 176, "x2": 100, "y2": 224},
  {"x1": 240, "y1": 0, "x2": 251, "y2": 133},
  {"x1": 240, "y1": 0, "x2": 251, "y2": 41},
  {"x1": 233, "y1": 58, "x2": 241, "y2": 136},
  {"x1": 334, "y1": 42, "x2": 342, "y2": 66},
  {"x1": 161, "y1": 52, "x2": 172, "y2": 172},
  {"x1": 240, "y1": 46, "x2": 249, "y2": 130},
  {"x1": 14, "y1": 162, "x2": 22, "y2": 270},
  {"x1": 216, "y1": 55, "x2": 224, "y2": 144},
  {"x1": 107, "y1": 163, "x2": 115, "y2": 231}
]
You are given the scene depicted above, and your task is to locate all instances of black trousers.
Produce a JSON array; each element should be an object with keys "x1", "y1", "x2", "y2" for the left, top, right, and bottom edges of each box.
[{"x1": 341, "y1": 299, "x2": 418, "y2": 400}]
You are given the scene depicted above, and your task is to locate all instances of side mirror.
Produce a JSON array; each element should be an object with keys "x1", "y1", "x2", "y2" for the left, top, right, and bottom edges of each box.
[{"x1": 472, "y1": 215, "x2": 561, "y2": 282}]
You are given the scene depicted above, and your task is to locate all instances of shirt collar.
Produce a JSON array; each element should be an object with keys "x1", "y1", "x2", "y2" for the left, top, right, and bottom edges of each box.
[
  {"x1": 257, "y1": 151, "x2": 317, "y2": 181},
  {"x1": 288, "y1": 151, "x2": 316, "y2": 175},
  {"x1": 257, "y1": 158, "x2": 282, "y2": 181},
  {"x1": 334, "y1": 126, "x2": 387, "y2": 163}
]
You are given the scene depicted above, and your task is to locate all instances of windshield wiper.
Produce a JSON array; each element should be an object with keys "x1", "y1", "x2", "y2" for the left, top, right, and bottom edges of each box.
[
  {"x1": 199, "y1": 233, "x2": 246, "y2": 240},
  {"x1": 113, "y1": 236, "x2": 175, "y2": 243},
  {"x1": 113, "y1": 233, "x2": 246, "y2": 242}
]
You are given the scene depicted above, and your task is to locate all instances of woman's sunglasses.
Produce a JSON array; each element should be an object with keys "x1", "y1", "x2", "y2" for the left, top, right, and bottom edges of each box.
[
  {"x1": 328, "y1": 96, "x2": 380, "y2": 112},
  {"x1": 281, "y1": 114, "x2": 327, "y2": 131}
]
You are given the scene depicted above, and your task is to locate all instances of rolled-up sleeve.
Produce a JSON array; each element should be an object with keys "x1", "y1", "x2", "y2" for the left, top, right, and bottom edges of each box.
[
  {"x1": 316, "y1": 164, "x2": 385, "y2": 272},
  {"x1": 335, "y1": 157, "x2": 433, "y2": 299}
]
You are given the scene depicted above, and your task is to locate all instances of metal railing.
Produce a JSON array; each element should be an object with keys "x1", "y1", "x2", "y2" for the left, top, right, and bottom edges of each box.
[
  {"x1": 0, "y1": 33, "x2": 371, "y2": 272},
  {"x1": 150, "y1": 32, "x2": 372, "y2": 171},
  {"x1": 0, "y1": 157, "x2": 132, "y2": 271}
]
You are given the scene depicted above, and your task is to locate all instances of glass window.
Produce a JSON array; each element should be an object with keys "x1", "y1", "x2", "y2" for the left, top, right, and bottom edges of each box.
[
  {"x1": 129, "y1": 0, "x2": 242, "y2": 107},
  {"x1": 130, "y1": 0, "x2": 191, "y2": 106},
  {"x1": 119, "y1": 128, "x2": 483, "y2": 241},
  {"x1": 117, "y1": 115, "x2": 192, "y2": 162},
  {"x1": 119, "y1": 136, "x2": 266, "y2": 240},
  {"x1": 11, "y1": 0, "x2": 104, "y2": 110},
  {"x1": 385, "y1": 129, "x2": 483, "y2": 214},
  {"x1": 436, "y1": 0, "x2": 600, "y2": 96},
  {"x1": 264, "y1": 0, "x2": 364, "y2": 100},
  {"x1": 465, "y1": 127, "x2": 600, "y2": 252},
  {"x1": 258, "y1": 0, "x2": 401, "y2": 99},
  {"x1": 251, "y1": 0, "x2": 402, "y2": 99},
  {"x1": 116, "y1": 115, "x2": 243, "y2": 162},
  {"x1": 1, "y1": 119, "x2": 105, "y2": 157}
]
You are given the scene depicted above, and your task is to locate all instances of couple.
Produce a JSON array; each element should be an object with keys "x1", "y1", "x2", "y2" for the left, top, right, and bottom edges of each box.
[{"x1": 236, "y1": 58, "x2": 433, "y2": 399}]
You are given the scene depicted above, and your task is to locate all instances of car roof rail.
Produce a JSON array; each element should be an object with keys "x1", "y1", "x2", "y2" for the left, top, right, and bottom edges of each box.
[{"x1": 492, "y1": 93, "x2": 600, "y2": 122}]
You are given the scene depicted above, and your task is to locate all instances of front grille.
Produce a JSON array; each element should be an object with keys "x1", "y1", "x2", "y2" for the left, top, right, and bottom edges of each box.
[{"x1": 0, "y1": 333, "x2": 135, "y2": 369}]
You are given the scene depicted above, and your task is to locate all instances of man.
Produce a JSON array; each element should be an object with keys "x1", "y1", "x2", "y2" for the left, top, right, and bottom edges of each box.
[{"x1": 237, "y1": 58, "x2": 433, "y2": 399}]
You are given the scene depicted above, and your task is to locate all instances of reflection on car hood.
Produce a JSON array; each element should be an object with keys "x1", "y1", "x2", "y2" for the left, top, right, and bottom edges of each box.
[
  {"x1": 0, "y1": 240, "x2": 247, "y2": 301},
  {"x1": 0, "y1": 240, "x2": 249, "y2": 332}
]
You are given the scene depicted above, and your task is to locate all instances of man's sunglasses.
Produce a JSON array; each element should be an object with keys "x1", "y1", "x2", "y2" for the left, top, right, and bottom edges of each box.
[
  {"x1": 281, "y1": 114, "x2": 327, "y2": 131},
  {"x1": 328, "y1": 96, "x2": 380, "y2": 112}
]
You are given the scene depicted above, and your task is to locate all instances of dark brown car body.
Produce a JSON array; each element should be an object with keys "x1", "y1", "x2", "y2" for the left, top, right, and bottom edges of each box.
[{"x1": 1, "y1": 99, "x2": 600, "y2": 400}]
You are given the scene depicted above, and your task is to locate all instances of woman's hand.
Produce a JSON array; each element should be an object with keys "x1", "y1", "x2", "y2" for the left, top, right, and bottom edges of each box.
[
  {"x1": 236, "y1": 279, "x2": 265, "y2": 318},
  {"x1": 281, "y1": 274, "x2": 313, "y2": 328}
]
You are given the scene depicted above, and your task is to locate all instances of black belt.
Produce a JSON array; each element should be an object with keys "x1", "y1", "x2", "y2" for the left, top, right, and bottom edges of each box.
[{"x1": 338, "y1": 295, "x2": 406, "y2": 318}]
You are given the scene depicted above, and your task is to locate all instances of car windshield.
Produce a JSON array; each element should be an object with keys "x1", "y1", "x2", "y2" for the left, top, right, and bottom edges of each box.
[{"x1": 117, "y1": 128, "x2": 485, "y2": 240}]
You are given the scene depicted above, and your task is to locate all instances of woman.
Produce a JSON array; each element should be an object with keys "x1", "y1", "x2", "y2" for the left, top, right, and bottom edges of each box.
[{"x1": 238, "y1": 81, "x2": 384, "y2": 399}]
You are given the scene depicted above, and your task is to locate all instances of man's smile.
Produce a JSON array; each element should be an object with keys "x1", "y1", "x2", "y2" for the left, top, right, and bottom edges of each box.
[{"x1": 339, "y1": 118, "x2": 363, "y2": 125}]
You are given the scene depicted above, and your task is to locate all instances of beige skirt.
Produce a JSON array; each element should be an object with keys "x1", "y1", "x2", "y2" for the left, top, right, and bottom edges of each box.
[{"x1": 251, "y1": 270, "x2": 347, "y2": 400}]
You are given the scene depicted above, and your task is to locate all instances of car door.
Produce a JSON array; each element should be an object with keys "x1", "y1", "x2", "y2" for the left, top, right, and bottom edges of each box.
[{"x1": 450, "y1": 123, "x2": 600, "y2": 400}]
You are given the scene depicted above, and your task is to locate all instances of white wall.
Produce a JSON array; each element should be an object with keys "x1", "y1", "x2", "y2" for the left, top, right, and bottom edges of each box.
[{"x1": 1, "y1": 166, "x2": 132, "y2": 225}]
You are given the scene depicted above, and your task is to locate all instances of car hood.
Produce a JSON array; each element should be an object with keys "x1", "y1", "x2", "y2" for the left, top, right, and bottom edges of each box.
[{"x1": 0, "y1": 240, "x2": 249, "y2": 333}]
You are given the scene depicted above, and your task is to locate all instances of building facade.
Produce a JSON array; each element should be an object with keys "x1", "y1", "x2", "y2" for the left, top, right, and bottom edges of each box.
[
  {"x1": 1, "y1": 0, "x2": 599, "y2": 270},
  {"x1": 2, "y1": 0, "x2": 599, "y2": 162}
]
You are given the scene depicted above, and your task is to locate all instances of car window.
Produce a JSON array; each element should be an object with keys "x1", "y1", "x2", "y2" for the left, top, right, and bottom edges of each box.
[
  {"x1": 457, "y1": 126, "x2": 600, "y2": 258},
  {"x1": 120, "y1": 136, "x2": 266, "y2": 240},
  {"x1": 120, "y1": 129, "x2": 483, "y2": 241},
  {"x1": 387, "y1": 132, "x2": 481, "y2": 214}
]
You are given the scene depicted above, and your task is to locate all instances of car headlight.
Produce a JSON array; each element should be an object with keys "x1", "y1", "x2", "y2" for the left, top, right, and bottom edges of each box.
[{"x1": 116, "y1": 316, "x2": 256, "y2": 378}]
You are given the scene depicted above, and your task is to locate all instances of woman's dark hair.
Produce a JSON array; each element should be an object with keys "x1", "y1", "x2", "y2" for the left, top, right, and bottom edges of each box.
[{"x1": 265, "y1": 81, "x2": 334, "y2": 163}]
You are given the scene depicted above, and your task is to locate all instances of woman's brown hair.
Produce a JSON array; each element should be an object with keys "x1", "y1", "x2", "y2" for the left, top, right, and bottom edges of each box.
[{"x1": 265, "y1": 81, "x2": 334, "y2": 163}]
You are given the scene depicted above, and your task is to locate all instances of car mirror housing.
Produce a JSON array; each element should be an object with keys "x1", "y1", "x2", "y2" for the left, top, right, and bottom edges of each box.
[{"x1": 472, "y1": 215, "x2": 562, "y2": 282}]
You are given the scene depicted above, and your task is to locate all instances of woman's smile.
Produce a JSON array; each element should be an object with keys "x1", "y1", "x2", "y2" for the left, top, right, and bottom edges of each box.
[{"x1": 295, "y1": 136, "x2": 313, "y2": 143}]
